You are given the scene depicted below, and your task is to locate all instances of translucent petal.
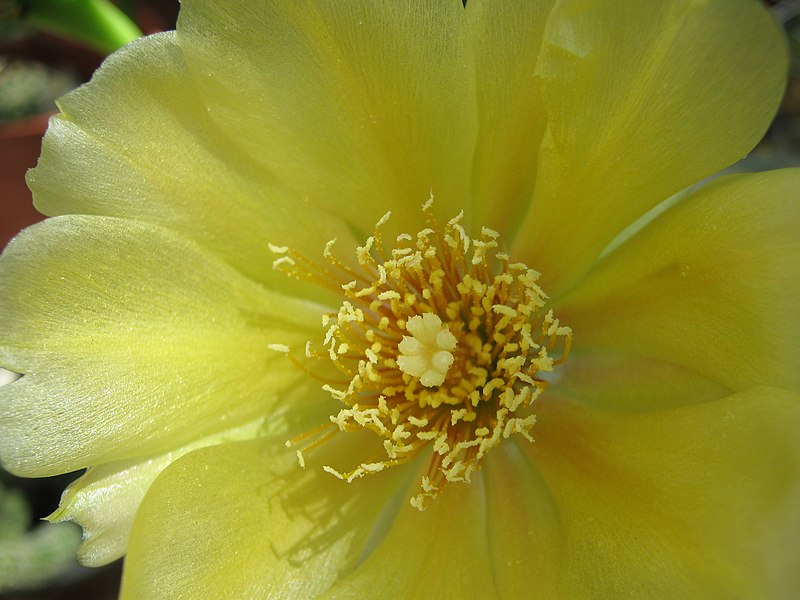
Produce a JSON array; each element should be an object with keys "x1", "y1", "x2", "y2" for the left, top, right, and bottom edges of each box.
[
  {"x1": 514, "y1": 388, "x2": 800, "y2": 596},
  {"x1": 464, "y1": 0, "x2": 555, "y2": 231},
  {"x1": 481, "y1": 443, "x2": 561, "y2": 599},
  {"x1": 48, "y1": 419, "x2": 264, "y2": 567},
  {"x1": 554, "y1": 348, "x2": 732, "y2": 412},
  {"x1": 320, "y1": 464, "x2": 499, "y2": 600},
  {"x1": 512, "y1": 0, "x2": 787, "y2": 294},
  {"x1": 175, "y1": 0, "x2": 476, "y2": 230},
  {"x1": 27, "y1": 32, "x2": 355, "y2": 300},
  {"x1": 119, "y1": 435, "x2": 404, "y2": 599},
  {"x1": 555, "y1": 169, "x2": 800, "y2": 395},
  {"x1": 0, "y1": 216, "x2": 322, "y2": 476}
]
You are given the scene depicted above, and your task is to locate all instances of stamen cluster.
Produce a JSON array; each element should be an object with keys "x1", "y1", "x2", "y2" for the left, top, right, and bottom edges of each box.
[{"x1": 273, "y1": 201, "x2": 572, "y2": 509}]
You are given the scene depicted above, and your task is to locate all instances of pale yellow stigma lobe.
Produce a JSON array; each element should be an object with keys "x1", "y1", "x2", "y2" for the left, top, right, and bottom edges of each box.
[{"x1": 397, "y1": 313, "x2": 457, "y2": 387}]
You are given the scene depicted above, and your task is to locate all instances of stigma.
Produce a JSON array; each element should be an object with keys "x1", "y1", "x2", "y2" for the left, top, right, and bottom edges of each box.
[
  {"x1": 272, "y1": 198, "x2": 572, "y2": 509},
  {"x1": 397, "y1": 313, "x2": 457, "y2": 387}
]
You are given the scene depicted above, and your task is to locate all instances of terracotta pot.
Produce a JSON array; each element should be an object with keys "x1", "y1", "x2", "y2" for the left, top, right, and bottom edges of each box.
[
  {"x1": 0, "y1": 111, "x2": 51, "y2": 249},
  {"x1": 0, "y1": 32, "x2": 105, "y2": 250}
]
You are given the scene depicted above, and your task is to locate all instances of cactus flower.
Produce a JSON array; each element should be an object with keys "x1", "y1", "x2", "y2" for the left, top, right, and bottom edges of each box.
[{"x1": 1, "y1": 1, "x2": 799, "y2": 598}]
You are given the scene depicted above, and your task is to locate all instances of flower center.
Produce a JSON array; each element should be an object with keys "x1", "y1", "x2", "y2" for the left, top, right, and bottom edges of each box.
[
  {"x1": 397, "y1": 313, "x2": 457, "y2": 387},
  {"x1": 271, "y1": 199, "x2": 572, "y2": 509}
]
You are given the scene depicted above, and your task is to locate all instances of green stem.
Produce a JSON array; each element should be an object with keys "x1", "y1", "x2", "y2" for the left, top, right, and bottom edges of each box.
[{"x1": 21, "y1": 0, "x2": 142, "y2": 55}]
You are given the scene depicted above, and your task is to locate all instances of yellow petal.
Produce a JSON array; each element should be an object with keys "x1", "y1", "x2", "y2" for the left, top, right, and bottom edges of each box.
[
  {"x1": 26, "y1": 32, "x2": 357, "y2": 301},
  {"x1": 555, "y1": 169, "x2": 800, "y2": 396},
  {"x1": 175, "y1": 0, "x2": 476, "y2": 228},
  {"x1": 48, "y1": 419, "x2": 264, "y2": 567},
  {"x1": 0, "y1": 215, "x2": 321, "y2": 476},
  {"x1": 554, "y1": 348, "x2": 732, "y2": 412},
  {"x1": 321, "y1": 464, "x2": 499, "y2": 600},
  {"x1": 120, "y1": 435, "x2": 404, "y2": 599},
  {"x1": 480, "y1": 443, "x2": 561, "y2": 599},
  {"x1": 512, "y1": 0, "x2": 787, "y2": 294},
  {"x1": 519, "y1": 389, "x2": 800, "y2": 597},
  {"x1": 464, "y1": 0, "x2": 554, "y2": 231}
]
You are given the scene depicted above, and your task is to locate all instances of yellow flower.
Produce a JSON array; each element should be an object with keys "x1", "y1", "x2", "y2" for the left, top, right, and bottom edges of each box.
[{"x1": 1, "y1": 0, "x2": 799, "y2": 597}]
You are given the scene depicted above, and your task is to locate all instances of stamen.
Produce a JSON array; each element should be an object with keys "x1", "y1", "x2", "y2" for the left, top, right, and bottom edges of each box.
[{"x1": 276, "y1": 202, "x2": 572, "y2": 510}]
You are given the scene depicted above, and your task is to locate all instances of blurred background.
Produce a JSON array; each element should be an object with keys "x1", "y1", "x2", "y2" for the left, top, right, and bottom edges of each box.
[{"x1": 0, "y1": 0, "x2": 799, "y2": 598}]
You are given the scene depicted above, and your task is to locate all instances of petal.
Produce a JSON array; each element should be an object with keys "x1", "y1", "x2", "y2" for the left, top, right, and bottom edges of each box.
[
  {"x1": 555, "y1": 169, "x2": 800, "y2": 396},
  {"x1": 119, "y1": 435, "x2": 406, "y2": 599},
  {"x1": 480, "y1": 442, "x2": 562, "y2": 599},
  {"x1": 322, "y1": 466, "x2": 499, "y2": 600},
  {"x1": 0, "y1": 215, "x2": 322, "y2": 476},
  {"x1": 27, "y1": 32, "x2": 354, "y2": 300},
  {"x1": 512, "y1": 0, "x2": 787, "y2": 294},
  {"x1": 519, "y1": 388, "x2": 800, "y2": 597},
  {"x1": 553, "y1": 348, "x2": 732, "y2": 412},
  {"x1": 175, "y1": 0, "x2": 476, "y2": 228},
  {"x1": 48, "y1": 419, "x2": 264, "y2": 567},
  {"x1": 464, "y1": 0, "x2": 554, "y2": 231}
]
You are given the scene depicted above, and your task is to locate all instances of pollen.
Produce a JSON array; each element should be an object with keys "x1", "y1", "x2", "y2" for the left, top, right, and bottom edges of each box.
[{"x1": 271, "y1": 199, "x2": 572, "y2": 510}]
